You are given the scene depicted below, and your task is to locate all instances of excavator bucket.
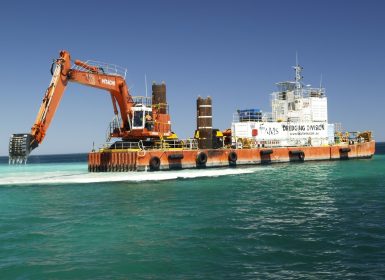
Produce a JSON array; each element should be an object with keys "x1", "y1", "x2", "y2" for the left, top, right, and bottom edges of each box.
[{"x1": 8, "y1": 134, "x2": 35, "y2": 164}]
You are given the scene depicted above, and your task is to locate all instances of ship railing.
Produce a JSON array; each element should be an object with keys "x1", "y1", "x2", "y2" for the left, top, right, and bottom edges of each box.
[
  {"x1": 232, "y1": 137, "x2": 283, "y2": 149},
  {"x1": 334, "y1": 123, "x2": 343, "y2": 133},
  {"x1": 72, "y1": 60, "x2": 127, "y2": 79},
  {"x1": 105, "y1": 116, "x2": 122, "y2": 143},
  {"x1": 133, "y1": 96, "x2": 152, "y2": 107},
  {"x1": 104, "y1": 141, "x2": 143, "y2": 150},
  {"x1": 334, "y1": 131, "x2": 372, "y2": 144},
  {"x1": 182, "y1": 138, "x2": 199, "y2": 150},
  {"x1": 232, "y1": 112, "x2": 274, "y2": 123},
  {"x1": 262, "y1": 113, "x2": 273, "y2": 122},
  {"x1": 302, "y1": 87, "x2": 326, "y2": 98},
  {"x1": 153, "y1": 138, "x2": 198, "y2": 150},
  {"x1": 258, "y1": 139, "x2": 283, "y2": 147},
  {"x1": 271, "y1": 87, "x2": 326, "y2": 101},
  {"x1": 232, "y1": 113, "x2": 262, "y2": 123}
]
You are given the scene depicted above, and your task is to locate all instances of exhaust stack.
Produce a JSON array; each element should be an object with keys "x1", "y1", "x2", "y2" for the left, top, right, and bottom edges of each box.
[
  {"x1": 197, "y1": 96, "x2": 213, "y2": 149},
  {"x1": 152, "y1": 82, "x2": 167, "y2": 114}
]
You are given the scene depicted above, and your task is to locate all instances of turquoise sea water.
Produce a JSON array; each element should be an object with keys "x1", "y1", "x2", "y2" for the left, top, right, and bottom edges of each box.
[{"x1": 1, "y1": 144, "x2": 385, "y2": 279}]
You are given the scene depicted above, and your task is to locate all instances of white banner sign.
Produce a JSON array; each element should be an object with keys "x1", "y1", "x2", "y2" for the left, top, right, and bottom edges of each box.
[{"x1": 232, "y1": 122, "x2": 328, "y2": 140}]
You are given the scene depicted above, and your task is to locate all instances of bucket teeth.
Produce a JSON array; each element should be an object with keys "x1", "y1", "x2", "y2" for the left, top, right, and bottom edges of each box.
[{"x1": 8, "y1": 134, "x2": 33, "y2": 164}]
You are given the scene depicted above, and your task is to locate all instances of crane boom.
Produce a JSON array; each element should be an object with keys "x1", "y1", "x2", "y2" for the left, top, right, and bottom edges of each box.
[{"x1": 9, "y1": 50, "x2": 171, "y2": 164}]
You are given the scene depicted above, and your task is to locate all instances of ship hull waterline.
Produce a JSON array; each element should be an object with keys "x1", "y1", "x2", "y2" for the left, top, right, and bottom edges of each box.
[{"x1": 87, "y1": 141, "x2": 375, "y2": 172}]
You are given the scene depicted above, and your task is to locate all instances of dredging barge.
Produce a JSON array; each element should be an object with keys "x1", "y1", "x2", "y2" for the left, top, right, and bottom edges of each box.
[{"x1": 9, "y1": 51, "x2": 375, "y2": 170}]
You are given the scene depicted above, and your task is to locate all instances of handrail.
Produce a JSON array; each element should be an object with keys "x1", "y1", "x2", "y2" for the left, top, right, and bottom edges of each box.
[
  {"x1": 152, "y1": 138, "x2": 198, "y2": 150},
  {"x1": 72, "y1": 60, "x2": 127, "y2": 79}
]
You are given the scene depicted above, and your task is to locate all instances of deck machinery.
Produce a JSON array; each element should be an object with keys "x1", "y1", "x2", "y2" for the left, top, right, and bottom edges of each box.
[{"x1": 9, "y1": 51, "x2": 173, "y2": 164}]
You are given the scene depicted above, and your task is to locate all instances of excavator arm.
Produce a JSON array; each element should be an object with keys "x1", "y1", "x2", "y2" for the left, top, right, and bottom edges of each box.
[
  {"x1": 9, "y1": 51, "x2": 71, "y2": 163},
  {"x1": 9, "y1": 50, "x2": 133, "y2": 163},
  {"x1": 32, "y1": 51, "x2": 72, "y2": 146}
]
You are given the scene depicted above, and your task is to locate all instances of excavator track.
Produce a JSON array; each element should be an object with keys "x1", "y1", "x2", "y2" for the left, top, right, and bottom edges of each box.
[{"x1": 9, "y1": 134, "x2": 34, "y2": 164}]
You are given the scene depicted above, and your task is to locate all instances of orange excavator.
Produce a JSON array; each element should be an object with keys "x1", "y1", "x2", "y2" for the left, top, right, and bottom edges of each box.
[{"x1": 9, "y1": 50, "x2": 172, "y2": 163}]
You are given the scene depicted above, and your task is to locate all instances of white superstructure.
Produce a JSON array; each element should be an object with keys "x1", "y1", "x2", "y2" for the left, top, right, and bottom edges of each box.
[{"x1": 232, "y1": 64, "x2": 335, "y2": 147}]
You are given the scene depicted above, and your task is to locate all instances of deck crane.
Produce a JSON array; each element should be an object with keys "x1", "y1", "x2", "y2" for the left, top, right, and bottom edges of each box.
[{"x1": 9, "y1": 50, "x2": 172, "y2": 163}]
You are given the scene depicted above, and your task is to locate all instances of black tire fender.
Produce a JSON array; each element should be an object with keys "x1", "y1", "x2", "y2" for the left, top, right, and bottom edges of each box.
[
  {"x1": 196, "y1": 152, "x2": 208, "y2": 165},
  {"x1": 228, "y1": 151, "x2": 238, "y2": 163},
  {"x1": 149, "y1": 156, "x2": 161, "y2": 171}
]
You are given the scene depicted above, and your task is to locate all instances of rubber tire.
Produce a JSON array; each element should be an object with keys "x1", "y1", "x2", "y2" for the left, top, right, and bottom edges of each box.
[
  {"x1": 149, "y1": 156, "x2": 161, "y2": 171},
  {"x1": 228, "y1": 151, "x2": 238, "y2": 163},
  {"x1": 196, "y1": 152, "x2": 208, "y2": 165}
]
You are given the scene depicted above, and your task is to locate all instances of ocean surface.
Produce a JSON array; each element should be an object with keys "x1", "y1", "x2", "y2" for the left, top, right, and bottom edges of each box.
[{"x1": 1, "y1": 143, "x2": 385, "y2": 279}]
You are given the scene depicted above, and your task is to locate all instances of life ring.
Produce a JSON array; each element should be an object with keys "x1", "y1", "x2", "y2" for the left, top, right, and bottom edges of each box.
[
  {"x1": 149, "y1": 156, "x2": 161, "y2": 171},
  {"x1": 196, "y1": 152, "x2": 208, "y2": 165},
  {"x1": 228, "y1": 151, "x2": 237, "y2": 163}
]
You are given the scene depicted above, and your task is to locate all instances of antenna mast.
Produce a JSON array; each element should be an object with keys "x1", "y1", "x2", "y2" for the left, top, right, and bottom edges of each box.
[
  {"x1": 293, "y1": 52, "x2": 303, "y2": 98},
  {"x1": 145, "y1": 74, "x2": 148, "y2": 98}
]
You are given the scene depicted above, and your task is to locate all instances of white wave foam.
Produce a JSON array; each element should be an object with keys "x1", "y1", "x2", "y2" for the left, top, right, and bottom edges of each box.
[{"x1": 0, "y1": 165, "x2": 263, "y2": 186}]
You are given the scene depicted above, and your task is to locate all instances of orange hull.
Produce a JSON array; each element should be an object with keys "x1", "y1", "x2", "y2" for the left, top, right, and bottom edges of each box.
[{"x1": 88, "y1": 141, "x2": 375, "y2": 172}]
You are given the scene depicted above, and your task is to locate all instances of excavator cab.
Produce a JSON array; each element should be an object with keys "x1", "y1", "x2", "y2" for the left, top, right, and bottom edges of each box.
[{"x1": 132, "y1": 104, "x2": 153, "y2": 130}]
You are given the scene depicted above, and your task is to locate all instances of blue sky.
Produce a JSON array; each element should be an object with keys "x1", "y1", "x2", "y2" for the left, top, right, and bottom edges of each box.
[{"x1": 0, "y1": 0, "x2": 384, "y2": 155}]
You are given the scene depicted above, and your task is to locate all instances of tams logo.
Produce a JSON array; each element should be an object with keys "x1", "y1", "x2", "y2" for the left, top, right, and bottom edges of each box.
[{"x1": 260, "y1": 125, "x2": 279, "y2": 136}]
